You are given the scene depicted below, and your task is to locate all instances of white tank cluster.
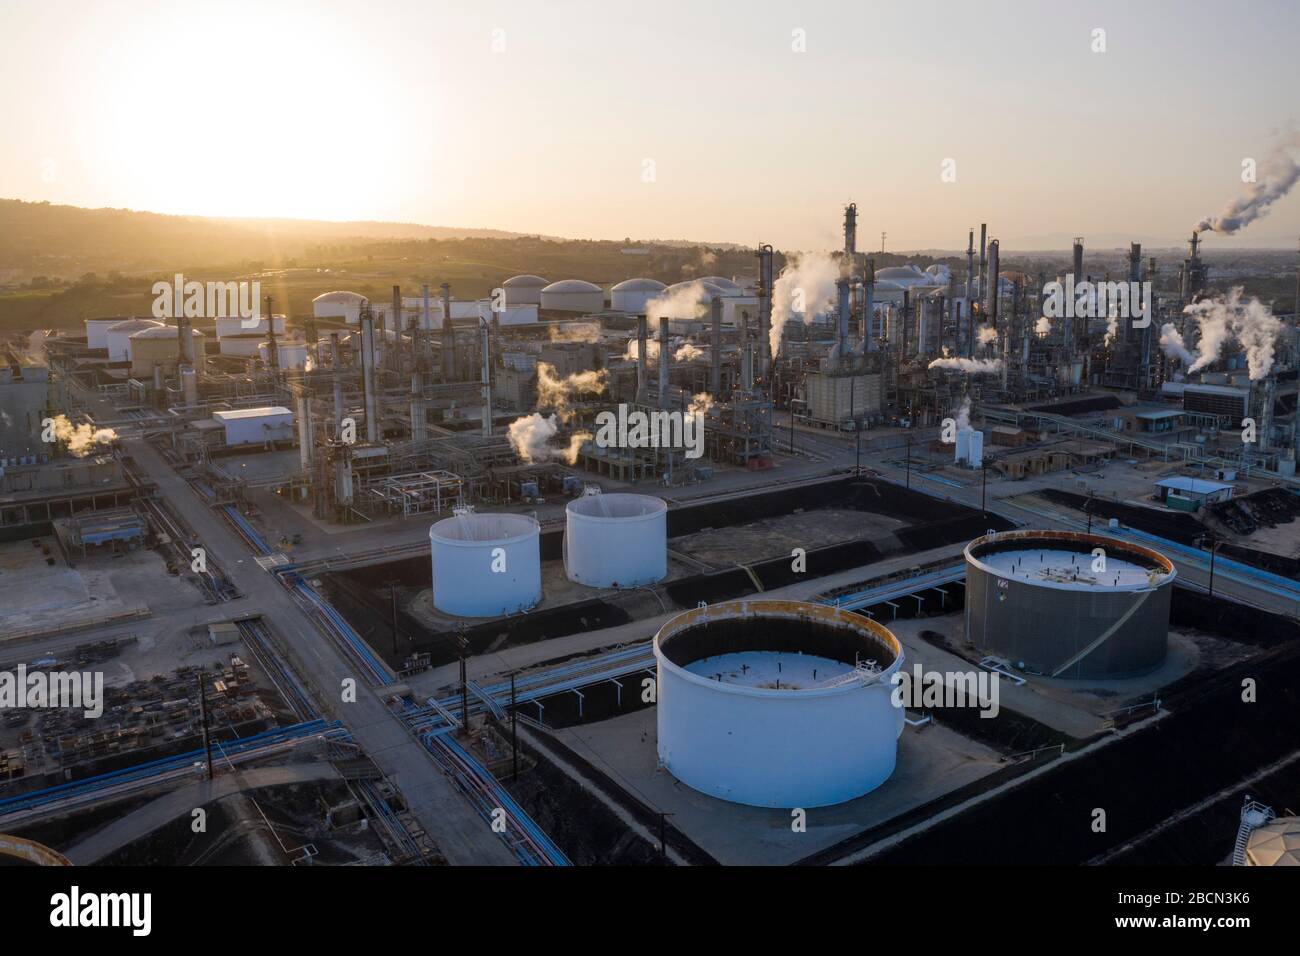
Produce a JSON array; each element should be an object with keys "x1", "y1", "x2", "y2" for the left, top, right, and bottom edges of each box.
[
  {"x1": 655, "y1": 599, "x2": 905, "y2": 808},
  {"x1": 312, "y1": 291, "x2": 367, "y2": 325},
  {"x1": 429, "y1": 511, "x2": 541, "y2": 617},
  {"x1": 105, "y1": 317, "x2": 162, "y2": 361},
  {"x1": 564, "y1": 492, "x2": 667, "y2": 588}
]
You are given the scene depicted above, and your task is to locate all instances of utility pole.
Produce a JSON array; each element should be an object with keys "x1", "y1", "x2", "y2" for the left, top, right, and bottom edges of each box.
[
  {"x1": 197, "y1": 673, "x2": 213, "y2": 781},
  {"x1": 880, "y1": 231, "x2": 886, "y2": 255},
  {"x1": 905, "y1": 434, "x2": 912, "y2": 489}
]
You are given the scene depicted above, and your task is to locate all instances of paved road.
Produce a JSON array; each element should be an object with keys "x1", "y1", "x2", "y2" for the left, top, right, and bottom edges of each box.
[
  {"x1": 125, "y1": 439, "x2": 516, "y2": 866},
  {"x1": 64, "y1": 763, "x2": 341, "y2": 864}
]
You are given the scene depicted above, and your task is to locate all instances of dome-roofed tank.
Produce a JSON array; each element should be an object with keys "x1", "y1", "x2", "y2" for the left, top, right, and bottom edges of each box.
[
  {"x1": 564, "y1": 492, "x2": 667, "y2": 588},
  {"x1": 312, "y1": 290, "x2": 367, "y2": 325},
  {"x1": 502, "y1": 274, "x2": 550, "y2": 306},
  {"x1": 610, "y1": 278, "x2": 667, "y2": 314},
  {"x1": 540, "y1": 279, "x2": 604, "y2": 313},
  {"x1": 105, "y1": 317, "x2": 162, "y2": 361},
  {"x1": 655, "y1": 599, "x2": 905, "y2": 808},
  {"x1": 429, "y1": 511, "x2": 541, "y2": 617}
]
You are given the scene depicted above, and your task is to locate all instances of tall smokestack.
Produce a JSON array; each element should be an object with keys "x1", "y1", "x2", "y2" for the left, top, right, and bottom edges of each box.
[
  {"x1": 757, "y1": 244, "x2": 774, "y2": 384},
  {"x1": 978, "y1": 224, "x2": 987, "y2": 299},
  {"x1": 410, "y1": 374, "x2": 426, "y2": 442},
  {"x1": 330, "y1": 333, "x2": 344, "y2": 427},
  {"x1": 965, "y1": 229, "x2": 975, "y2": 305},
  {"x1": 440, "y1": 283, "x2": 455, "y2": 382},
  {"x1": 658, "y1": 316, "x2": 670, "y2": 409},
  {"x1": 264, "y1": 295, "x2": 278, "y2": 374},
  {"x1": 297, "y1": 394, "x2": 313, "y2": 472},
  {"x1": 391, "y1": 285, "x2": 403, "y2": 371},
  {"x1": 636, "y1": 315, "x2": 648, "y2": 401},
  {"x1": 986, "y1": 239, "x2": 1000, "y2": 327},
  {"x1": 836, "y1": 278, "x2": 850, "y2": 364},
  {"x1": 843, "y1": 203, "x2": 857, "y2": 275},
  {"x1": 360, "y1": 306, "x2": 379, "y2": 443},
  {"x1": 863, "y1": 259, "x2": 876, "y2": 352},
  {"x1": 739, "y1": 306, "x2": 753, "y2": 390},
  {"x1": 710, "y1": 295, "x2": 722, "y2": 397},
  {"x1": 480, "y1": 320, "x2": 492, "y2": 437}
]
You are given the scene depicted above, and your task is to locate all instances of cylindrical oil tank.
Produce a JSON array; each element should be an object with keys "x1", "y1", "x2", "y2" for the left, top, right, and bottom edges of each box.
[
  {"x1": 312, "y1": 290, "x2": 366, "y2": 325},
  {"x1": 564, "y1": 493, "x2": 667, "y2": 588},
  {"x1": 85, "y1": 318, "x2": 126, "y2": 351},
  {"x1": 655, "y1": 599, "x2": 905, "y2": 808},
  {"x1": 502, "y1": 274, "x2": 549, "y2": 307},
  {"x1": 429, "y1": 512, "x2": 541, "y2": 617},
  {"x1": 964, "y1": 529, "x2": 1175, "y2": 679},
  {"x1": 540, "y1": 279, "x2": 604, "y2": 313},
  {"x1": 128, "y1": 326, "x2": 205, "y2": 377},
  {"x1": 610, "y1": 278, "x2": 667, "y2": 314},
  {"x1": 105, "y1": 318, "x2": 162, "y2": 361}
]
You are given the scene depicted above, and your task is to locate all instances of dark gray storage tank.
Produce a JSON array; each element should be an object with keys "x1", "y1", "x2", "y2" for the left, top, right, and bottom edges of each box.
[{"x1": 964, "y1": 530, "x2": 1175, "y2": 679}]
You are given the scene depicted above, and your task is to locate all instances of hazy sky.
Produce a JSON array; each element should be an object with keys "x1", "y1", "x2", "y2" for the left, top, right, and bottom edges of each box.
[{"x1": 3, "y1": 0, "x2": 1300, "y2": 251}]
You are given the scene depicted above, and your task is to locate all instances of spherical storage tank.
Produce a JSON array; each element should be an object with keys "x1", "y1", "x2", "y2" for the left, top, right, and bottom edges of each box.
[
  {"x1": 964, "y1": 530, "x2": 1175, "y2": 679},
  {"x1": 655, "y1": 599, "x2": 905, "y2": 808},
  {"x1": 564, "y1": 493, "x2": 667, "y2": 588},
  {"x1": 429, "y1": 512, "x2": 541, "y2": 617},
  {"x1": 502, "y1": 274, "x2": 549, "y2": 307},
  {"x1": 610, "y1": 278, "x2": 667, "y2": 314},
  {"x1": 540, "y1": 279, "x2": 604, "y2": 313}
]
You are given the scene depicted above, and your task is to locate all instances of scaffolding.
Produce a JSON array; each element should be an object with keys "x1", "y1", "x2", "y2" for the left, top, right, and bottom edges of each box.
[{"x1": 361, "y1": 469, "x2": 464, "y2": 518}]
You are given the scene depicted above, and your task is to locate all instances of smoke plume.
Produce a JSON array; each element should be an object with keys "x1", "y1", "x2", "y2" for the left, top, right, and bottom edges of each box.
[
  {"x1": 624, "y1": 337, "x2": 661, "y2": 362},
  {"x1": 1034, "y1": 317, "x2": 1051, "y2": 335},
  {"x1": 536, "y1": 362, "x2": 609, "y2": 422},
  {"x1": 688, "y1": 392, "x2": 714, "y2": 416},
  {"x1": 771, "y1": 251, "x2": 839, "y2": 358},
  {"x1": 647, "y1": 281, "x2": 712, "y2": 325},
  {"x1": 1194, "y1": 131, "x2": 1300, "y2": 235},
  {"x1": 1164, "y1": 288, "x2": 1284, "y2": 380},
  {"x1": 549, "y1": 321, "x2": 601, "y2": 344},
  {"x1": 49, "y1": 415, "x2": 118, "y2": 457},
  {"x1": 674, "y1": 343, "x2": 704, "y2": 362},
  {"x1": 507, "y1": 412, "x2": 590, "y2": 464},
  {"x1": 975, "y1": 325, "x2": 998, "y2": 348},
  {"x1": 954, "y1": 396, "x2": 972, "y2": 431},
  {"x1": 928, "y1": 356, "x2": 1003, "y2": 374}
]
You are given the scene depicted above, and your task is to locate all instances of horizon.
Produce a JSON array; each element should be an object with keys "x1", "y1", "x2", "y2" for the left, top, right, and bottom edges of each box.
[{"x1": 3, "y1": 1, "x2": 1300, "y2": 252}]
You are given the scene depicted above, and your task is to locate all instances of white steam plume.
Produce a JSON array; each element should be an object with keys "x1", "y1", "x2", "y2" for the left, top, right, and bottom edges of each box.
[
  {"x1": 536, "y1": 362, "x2": 609, "y2": 422},
  {"x1": 954, "y1": 396, "x2": 972, "y2": 431},
  {"x1": 647, "y1": 281, "x2": 711, "y2": 325},
  {"x1": 1034, "y1": 317, "x2": 1051, "y2": 335},
  {"x1": 674, "y1": 343, "x2": 704, "y2": 362},
  {"x1": 928, "y1": 356, "x2": 1002, "y2": 374},
  {"x1": 975, "y1": 325, "x2": 998, "y2": 348},
  {"x1": 770, "y1": 251, "x2": 839, "y2": 358},
  {"x1": 1177, "y1": 288, "x2": 1283, "y2": 380},
  {"x1": 624, "y1": 337, "x2": 661, "y2": 362},
  {"x1": 1194, "y1": 131, "x2": 1300, "y2": 235},
  {"x1": 688, "y1": 392, "x2": 714, "y2": 416},
  {"x1": 549, "y1": 321, "x2": 601, "y2": 343},
  {"x1": 1158, "y1": 323, "x2": 1196, "y2": 367},
  {"x1": 49, "y1": 415, "x2": 118, "y2": 457},
  {"x1": 507, "y1": 412, "x2": 590, "y2": 464}
]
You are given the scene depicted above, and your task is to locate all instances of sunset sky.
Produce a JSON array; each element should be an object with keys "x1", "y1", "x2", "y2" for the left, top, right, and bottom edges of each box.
[{"x1": 2, "y1": 0, "x2": 1299, "y2": 250}]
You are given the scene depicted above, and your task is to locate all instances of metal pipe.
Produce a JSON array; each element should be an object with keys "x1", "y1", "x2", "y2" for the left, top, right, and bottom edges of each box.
[
  {"x1": 863, "y1": 258, "x2": 876, "y2": 352},
  {"x1": 757, "y1": 244, "x2": 774, "y2": 384},
  {"x1": 361, "y1": 307, "x2": 379, "y2": 443},
  {"x1": 836, "y1": 277, "x2": 850, "y2": 364},
  {"x1": 710, "y1": 295, "x2": 722, "y2": 397},
  {"x1": 441, "y1": 283, "x2": 456, "y2": 382},
  {"x1": 636, "y1": 315, "x2": 648, "y2": 401},
  {"x1": 658, "y1": 316, "x2": 670, "y2": 409},
  {"x1": 410, "y1": 373, "x2": 426, "y2": 442},
  {"x1": 481, "y1": 320, "x2": 492, "y2": 436}
]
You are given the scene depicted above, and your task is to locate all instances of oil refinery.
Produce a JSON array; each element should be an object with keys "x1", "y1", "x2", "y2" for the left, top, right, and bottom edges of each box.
[{"x1": 1, "y1": 5, "x2": 1299, "y2": 929}]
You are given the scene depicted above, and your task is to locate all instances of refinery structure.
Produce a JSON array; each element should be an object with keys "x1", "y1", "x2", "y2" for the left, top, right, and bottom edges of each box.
[{"x1": 1, "y1": 197, "x2": 1300, "y2": 871}]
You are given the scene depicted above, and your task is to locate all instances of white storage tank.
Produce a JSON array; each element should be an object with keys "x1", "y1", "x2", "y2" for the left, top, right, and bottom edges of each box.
[
  {"x1": 655, "y1": 599, "x2": 905, "y2": 808},
  {"x1": 502, "y1": 274, "x2": 549, "y2": 307},
  {"x1": 540, "y1": 279, "x2": 604, "y2": 313},
  {"x1": 258, "y1": 340, "x2": 308, "y2": 370},
  {"x1": 564, "y1": 493, "x2": 667, "y2": 588},
  {"x1": 105, "y1": 318, "x2": 162, "y2": 361},
  {"x1": 312, "y1": 291, "x2": 367, "y2": 325},
  {"x1": 213, "y1": 406, "x2": 294, "y2": 446},
  {"x1": 85, "y1": 318, "x2": 125, "y2": 351},
  {"x1": 216, "y1": 315, "x2": 286, "y2": 339},
  {"x1": 610, "y1": 278, "x2": 667, "y2": 314},
  {"x1": 429, "y1": 511, "x2": 541, "y2": 617}
]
